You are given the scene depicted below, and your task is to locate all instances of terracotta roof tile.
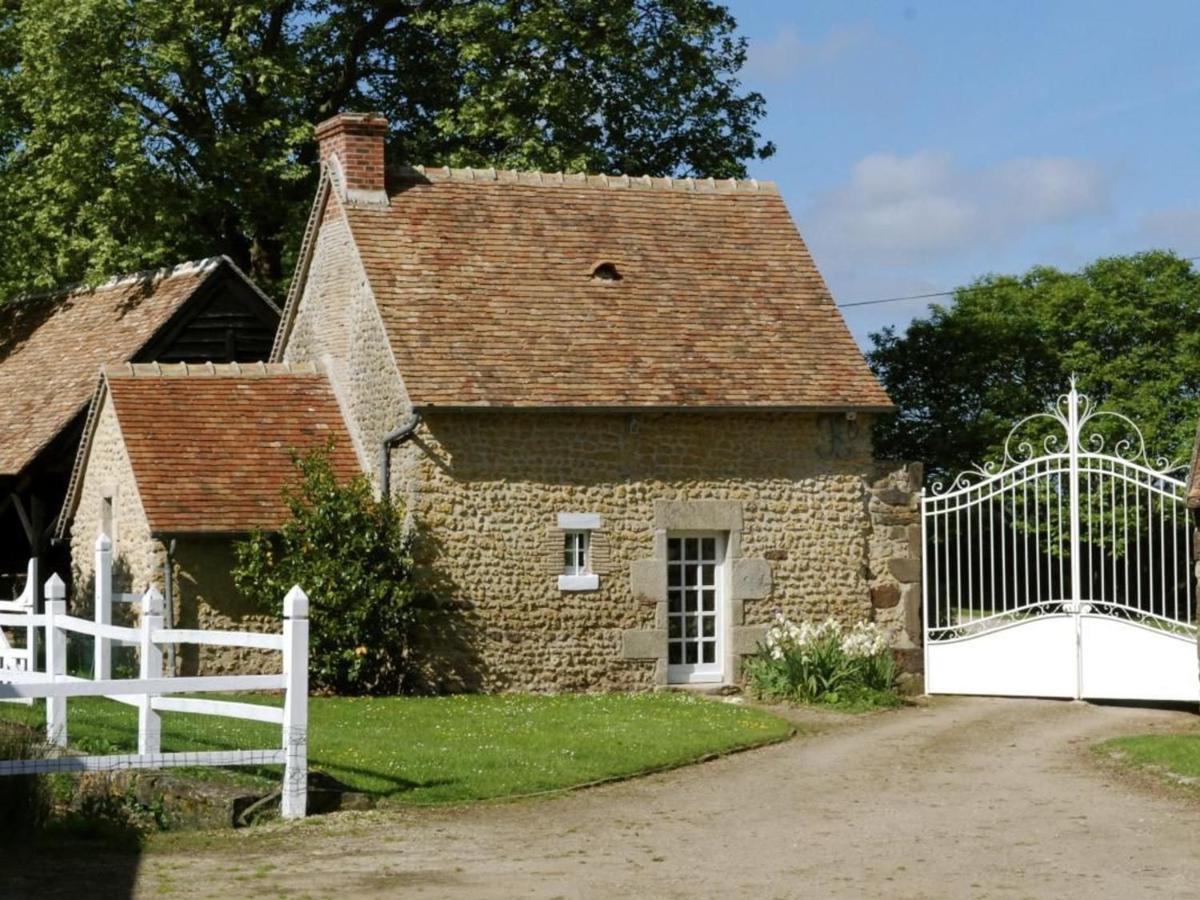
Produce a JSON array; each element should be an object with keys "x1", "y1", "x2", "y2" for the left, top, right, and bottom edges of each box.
[
  {"x1": 105, "y1": 368, "x2": 359, "y2": 534},
  {"x1": 0, "y1": 260, "x2": 222, "y2": 476},
  {"x1": 336, "y1": 166, "x2": 891, "y2": 410}
]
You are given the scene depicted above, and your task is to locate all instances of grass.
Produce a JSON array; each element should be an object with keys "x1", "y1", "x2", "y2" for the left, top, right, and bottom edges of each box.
[
  {"x1": 1094, "y1": 732, "x2": 1200, "y2": 785},
  {"x1": 0, "y1": 692, "x2": 792, "y2": 805}
]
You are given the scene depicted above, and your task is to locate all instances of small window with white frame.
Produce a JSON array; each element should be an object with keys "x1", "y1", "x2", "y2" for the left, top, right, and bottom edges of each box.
[
  {"x1": 557, "y1": 513, "x2": 601, "y2": 591},
  {"x1": 563, "y1": 530, "x2": 588, "y2": 576}
]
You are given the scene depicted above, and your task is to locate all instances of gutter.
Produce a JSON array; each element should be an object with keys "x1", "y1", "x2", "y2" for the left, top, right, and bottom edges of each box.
[{"x1": 380, "y1": 412, "x2": 422, "y2": 498}]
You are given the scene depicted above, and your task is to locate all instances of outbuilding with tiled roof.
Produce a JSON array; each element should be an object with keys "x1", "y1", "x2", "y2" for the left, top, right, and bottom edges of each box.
[
  {"x1": 61, "y1": 362, "x2": 359, "y2": 675},
  {"x1": 0, "y1": 258, "x2": 279, "y2": 587}
]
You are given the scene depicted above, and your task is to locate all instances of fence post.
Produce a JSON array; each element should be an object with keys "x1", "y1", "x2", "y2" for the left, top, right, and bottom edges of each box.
[
  {"x1": 22, "y1": 556, "x2": 37, "y2": 673},
  {"x1": 281, "y1": 585, "x2": 309, "y2": 820},
  {"x1": 94, "y1": 534, "x2": 112, "y2": 681},
  {"x1": 44, "y1": 574, "x2": 67, "y2": 747},
  {"x1": 138, "y1": 588, "x2": 163, "y2": 756}
]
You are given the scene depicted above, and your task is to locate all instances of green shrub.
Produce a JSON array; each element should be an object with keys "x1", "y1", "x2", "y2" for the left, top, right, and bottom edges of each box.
[
  {"x1": 232, "y1": 444, "x2": 423, "y2": 695},
  {"x1": 743, "y1": 614, "x2": 898, "y2": 708}
]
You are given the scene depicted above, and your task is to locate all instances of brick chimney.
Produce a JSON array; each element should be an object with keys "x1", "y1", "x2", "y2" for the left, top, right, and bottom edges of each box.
[{"x1": 315, "y1": 112, "x2": 389, "y2": 206}]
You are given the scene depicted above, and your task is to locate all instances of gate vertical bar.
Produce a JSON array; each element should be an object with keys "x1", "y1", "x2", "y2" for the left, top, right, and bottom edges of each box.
[
  {"x1": 1066, "y1": 381, "x2": 1083, "y2": 699},
  {"x1": 921, "y1": 489, "x2": 930, "y2": 680}
]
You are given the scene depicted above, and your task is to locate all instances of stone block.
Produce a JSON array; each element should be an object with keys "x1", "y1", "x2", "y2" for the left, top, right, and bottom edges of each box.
[
  {"x1": 622, "y1": 629, "x2": 667, "y2": 660},
  {"x1": 888, "y1": 557, "x2": 921, "y2": 584},
  {"x1": 731, "y1": 558, "x2": 772, "y2": 601},
  {"x1": 905, "y1": 462, "x2": 924, "y2": 492},
  {"x1": 653, "y1": 499, "x2": 743, "y2": 531},
  {"x1": 871, "y1": 583, "x2": 900, "y2": 609},
  {"x1": 875, "y1": 487, "x2": 912, "y2": 506},
  {"x1": 629, "y1": 559, "x2": 666, "y2": 601},
  {"x1": 907, "y1": 524, "x2": 922, "y2": 558},
  {"x1": 902, "y1": 583, "x2": 921, "y2": 638},
  {"x1": 732, "y1": 624, "x2": 769, "y2": 655}
]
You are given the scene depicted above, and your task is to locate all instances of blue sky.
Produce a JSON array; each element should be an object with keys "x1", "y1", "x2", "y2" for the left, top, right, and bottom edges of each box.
[{"x1": 724, "y1": 0, "x2": 1200, "y2": 348}]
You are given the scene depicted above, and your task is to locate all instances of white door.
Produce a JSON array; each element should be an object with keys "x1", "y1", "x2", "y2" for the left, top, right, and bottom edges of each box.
[{"x1": 667, "y1": 533, "x2": 724, "y2": 684}]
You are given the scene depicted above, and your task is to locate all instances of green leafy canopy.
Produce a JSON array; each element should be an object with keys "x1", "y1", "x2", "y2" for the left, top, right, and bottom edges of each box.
[
  {"x1": 868, "y1": 250, "x2": 1200, "y2": 482},
  {"x1": 0, "y1": 0, "x2": 772, "y2": 296}
]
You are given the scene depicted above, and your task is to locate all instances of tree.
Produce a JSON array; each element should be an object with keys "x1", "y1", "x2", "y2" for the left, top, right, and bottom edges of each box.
[
  {"x1": 868, "y1": 251, "x2": 1200, "y2": 483},
  {"x1": 0, "y1": 0, "x2": 771, "y2": 297},
  {"x1": 232, "y1": 445, "x2": 422, "y2": 695}
]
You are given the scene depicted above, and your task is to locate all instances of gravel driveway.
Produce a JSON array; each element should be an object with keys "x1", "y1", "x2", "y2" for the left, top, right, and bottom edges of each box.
[{"x1": 21, "y1": 696, "x2": 1200, "y2": 898}]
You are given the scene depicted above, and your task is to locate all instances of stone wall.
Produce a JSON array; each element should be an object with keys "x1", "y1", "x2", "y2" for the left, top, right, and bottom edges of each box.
[
  {"x1": 396, "y1": 408, "x2": 923, "y2": 692},
  {"x1": 864, "y1": 461, "x2": 924, "y2": 689},
  {"x1": 282, "y1": 191, "x2": 410, "y2": 484},
  {"x1": 70, "y1": 393, "x2": 163, "y2": 612},
  {"x1": 170, "y1": 540, "x2": 277, "y2": 676}
]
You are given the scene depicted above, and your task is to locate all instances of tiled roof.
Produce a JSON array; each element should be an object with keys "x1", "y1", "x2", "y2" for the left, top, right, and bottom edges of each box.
[
  {"x1": 103, "y1": 363, "x2": 360, "y2": 534},
  {"x1": 335, "y1": 165, "x2": 891, "y2": 409},
  {"x1": 0, "y1": 258, "x2": 235, "y2": 477}
]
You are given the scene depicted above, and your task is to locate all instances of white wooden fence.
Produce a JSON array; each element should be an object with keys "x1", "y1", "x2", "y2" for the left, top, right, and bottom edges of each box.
[
  {"x1": 0, "y1": 538, "x2": 310, "y2": 819},
  {"x1": 0, "y1": 557, "x2": 37, "y2": 684}
]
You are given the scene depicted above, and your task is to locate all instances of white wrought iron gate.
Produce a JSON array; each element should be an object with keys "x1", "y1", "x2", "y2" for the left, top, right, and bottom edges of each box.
[{"x1": 923, "y1": 381, "x2": 1198, "y2": 702}]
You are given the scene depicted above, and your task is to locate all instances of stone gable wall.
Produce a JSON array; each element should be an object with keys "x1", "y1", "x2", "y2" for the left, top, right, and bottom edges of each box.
[
  {"x1": 397, "y1": 409, "x2": 923, "y2": 692},
  {"x1": 70, "y1": 393, "x2": 162, "y2": 609},
  {"x1": 282, "y1": 192, "x2": 409, "y2": 483}
]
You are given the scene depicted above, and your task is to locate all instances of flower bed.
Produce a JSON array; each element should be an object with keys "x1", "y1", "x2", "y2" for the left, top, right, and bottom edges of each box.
[{"x1": 743, "y1": 613, "x2": 900, "y2": 711}]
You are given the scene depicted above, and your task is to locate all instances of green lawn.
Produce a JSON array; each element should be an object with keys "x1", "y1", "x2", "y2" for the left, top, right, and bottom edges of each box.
[
  {"x1": 1095, "y1": 732, "x2": 1200, "y2": 783},
  {"x1": 0, "y1": 693, "x2": 792, "y2": 804}
]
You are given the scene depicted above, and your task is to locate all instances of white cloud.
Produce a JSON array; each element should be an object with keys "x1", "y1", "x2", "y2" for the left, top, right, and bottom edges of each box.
[
  {"x1": 746, "y1": 25, "x2": 874, "y2": 83},
  {"x1": 1135, "y1": 208, "x2": 1200, "y2": 254},
  {"x1": 806, "y1": 151, "x2": 1109, "y2": 263}
]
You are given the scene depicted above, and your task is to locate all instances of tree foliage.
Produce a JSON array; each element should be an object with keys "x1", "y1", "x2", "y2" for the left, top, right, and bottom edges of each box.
[
  {"x1": 0, "y1": 0, "x2": 771, "y2": 296},
  {"x1": 232, "y1": 445, "x2": 422, "y2": 695},
  {"x1": 868, "y1": 251, "x2": 1200, "y2": 482}
]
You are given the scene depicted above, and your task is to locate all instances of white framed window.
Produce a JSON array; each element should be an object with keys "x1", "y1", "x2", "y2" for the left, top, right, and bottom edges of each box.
[
  {"x1": 557, "y1": 513, "x2": 601, "y2": 591},
  {"x1": 563, "y1": 530, "x2": 588, "y2": 576}
]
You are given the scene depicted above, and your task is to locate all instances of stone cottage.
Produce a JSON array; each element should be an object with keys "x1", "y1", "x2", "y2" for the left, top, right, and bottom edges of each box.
[
  {"x1": 57, "y1": 113, "x2": 923, "y2": 690},
  {"x1": 0, "y1": 257, "x2": 278, "y2": 589},
  {"x1": 268, "y1": 112, "x2": 923, "y2": 691},
  {"x1": 61, "y1": 362, "x2": 358, "y2": 673}
]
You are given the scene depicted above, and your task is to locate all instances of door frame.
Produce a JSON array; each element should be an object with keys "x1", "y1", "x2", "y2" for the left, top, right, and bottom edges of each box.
[{"x1": 665, "y1": 530, "x2": 728, "y2": 685}]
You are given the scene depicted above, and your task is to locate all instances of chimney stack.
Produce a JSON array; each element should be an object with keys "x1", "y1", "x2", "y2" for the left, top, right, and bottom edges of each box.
[{"x1": 315, "y1": 112, "x2": 389, "y2": 206}]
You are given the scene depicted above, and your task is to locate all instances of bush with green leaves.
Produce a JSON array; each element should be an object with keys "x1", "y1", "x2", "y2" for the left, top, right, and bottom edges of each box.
[
  {"x1": 232, "y1": 445, "x2": 422, "y2": 695},
  {"x1": 743, "y1": 613, "x2": 898, "y2": 709}
]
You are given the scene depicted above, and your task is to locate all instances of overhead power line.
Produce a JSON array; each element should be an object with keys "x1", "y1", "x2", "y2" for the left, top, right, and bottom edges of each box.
[{"x1": 836, "y1": 254, "x2": 1200, "y2": 310}]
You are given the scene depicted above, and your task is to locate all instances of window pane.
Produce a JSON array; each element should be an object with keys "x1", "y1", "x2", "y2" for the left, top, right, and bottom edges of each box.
[
  {"x1": 685, "y1": 617, "x2": 697, "y2": 638},
  {"x1": 685, "y1": 566, "x2": 698, "y2": 587},
  {"x1": 668, "y1": 618, "x2": 681, "y2": 638},
  {"x1": 702, "y1": 590, "x2": 715, "y2": 611},
  {"x1": 667, "y1": 566, "x2": 682, "y2": 587},
  {"x1": 685, "y1": 593, "x2": 697, "y2": 612},
  {"x1": 667, "y1": 539, "x2": 681, "y2": 561},
  {"x1": 685, "y1": 643, "x2": 698, "y2": 664},
  {"x1": 685, "y1": 537, "x2": 699, "y2": 559},
  {"x1": 668, "y1": 643, "x2": 682, "y2": 665},
  {"x1": 702, "y1": 617, "x2": 714, "y2": 637},
  {"x1": 668, "y1": 591, "x2": 682, "y2": 613},
  {"x1": 701, "y1": 538, "x2": 715, "y2": 560},
  {"x1": 702, "y1": 642, "x2": 715, "y2": 664}
]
